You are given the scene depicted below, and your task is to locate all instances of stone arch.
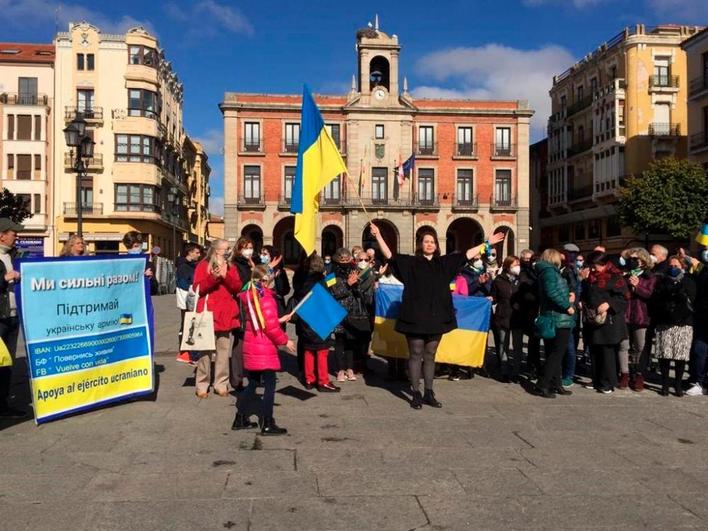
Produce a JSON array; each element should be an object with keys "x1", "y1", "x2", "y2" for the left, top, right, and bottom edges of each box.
[
  {"x1": 369, "y1": 55, "x2": 391, "y2": 91},
  {"x1": 363, "y1": 218, "x2": 399, "y2": 255},
  {"x1": 272, "y1": 216, "x2": 299, "y2": 266},
  {"x1": 240, "y1": 224, "x2": 263, "y2": 253},
  {"x1": 445, "y1": 217, "x2": 485, "y2": 255},
  {"x1": 491, "y1": 224, "x2": 516, "y2": 261},
  {"x1": 321, "y1": 225, "x2": 344, "y2": 258}
]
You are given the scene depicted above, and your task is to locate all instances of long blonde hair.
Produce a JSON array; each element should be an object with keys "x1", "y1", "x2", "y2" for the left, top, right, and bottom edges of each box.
[
  {"x1": 206, "y1": 239, "x2": 228, "y2": 269},
  {"x1": 60, "y1": 234, "x2": 85, "y2": 257}
]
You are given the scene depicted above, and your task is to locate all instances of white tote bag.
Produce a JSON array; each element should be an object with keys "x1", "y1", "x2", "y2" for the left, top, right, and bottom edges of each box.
[{"x1": 180, "y1": 291, "x2": 216, "y2": 351}]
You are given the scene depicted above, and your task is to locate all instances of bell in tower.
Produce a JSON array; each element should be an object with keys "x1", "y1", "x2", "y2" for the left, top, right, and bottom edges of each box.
[{"x1": 355, "y1": 16, "x2": 401, "y2": 98}]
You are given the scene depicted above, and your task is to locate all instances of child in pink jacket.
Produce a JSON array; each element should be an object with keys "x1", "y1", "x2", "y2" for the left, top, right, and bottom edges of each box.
[{"x1": 233, "y1": 265, "x2": 295, "y2": 435}]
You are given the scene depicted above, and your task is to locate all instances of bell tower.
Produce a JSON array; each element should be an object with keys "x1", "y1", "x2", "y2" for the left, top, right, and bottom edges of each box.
[{"x1": 355, "y1": 16, "x2": 401, "y2": 104}]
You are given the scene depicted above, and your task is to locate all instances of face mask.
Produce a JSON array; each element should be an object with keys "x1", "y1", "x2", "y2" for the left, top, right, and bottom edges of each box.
[
  {"x1": 357, "y1": 260, "x2": 368, "y2": 270},
  {"x1": 619, "y1": 256, "x2": 626, "y2": 267},
  {"x1": 241, "y1": 249, "x2": 253, "y2": 259},
  {"x1": 668, "y1": 266, "x2": 681, "y2": 278},
  {"x1": 628, "y1": 257, "x2": 639, "y2": 270},
  {"x1": 260, "y1": 254, "x2": 269, "y2": 264},
  {"x1": 325, "y1": 259, "x2": 331, "y2": 264},
  {"x1": 650, "y1": 255, "x2": 658, "y2": 264},
  {"x1": 510, "y1": 265, "x2": 521, "y2": 276},
  {"x1": 576, "y1": 260, "x2": 584, "y2": 269},
  {"x1": 127, "y1": 247, "x2": 142, "y2": 255},
  {"x1": 472, "y1": 259, "x2": 484, "y2": 270},
  {"x1": 702, "y1": 250, "x2": 708, "y2": 263}
]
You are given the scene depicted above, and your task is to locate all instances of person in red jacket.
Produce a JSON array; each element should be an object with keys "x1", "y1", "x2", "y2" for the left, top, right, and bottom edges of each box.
[
  {"x1": 233, "y1": 265, "x2": 295, "y2": 435},
  {"x1": 192, "y1": 239, "x2": 242, "y2": 398}
]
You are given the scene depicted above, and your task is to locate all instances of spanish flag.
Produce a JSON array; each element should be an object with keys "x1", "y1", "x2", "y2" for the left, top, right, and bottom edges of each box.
[
  {"x1": 291, "y1": 85, "x2": 348, "y2": 255},
  {"x1": 372, "y1": 284, "x2": 491, "y2": 367}
]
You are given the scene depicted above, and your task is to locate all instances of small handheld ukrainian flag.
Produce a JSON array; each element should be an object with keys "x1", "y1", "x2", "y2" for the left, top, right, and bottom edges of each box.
[
  {"x1": 291, "y1": 85, "x2": 348, "y2": 256},
  {"x1": 696, "y1": 218, "x2": 708, "y2": 247},
  {"x1": 324, "y1": 272, "x2": 337, "y2": 287}
]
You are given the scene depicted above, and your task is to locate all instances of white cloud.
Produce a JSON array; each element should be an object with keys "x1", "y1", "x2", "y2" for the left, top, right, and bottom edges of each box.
[
  {"x1": 194, "y1": 128, "x2": 224, "y2": 156},
  {"x1": 646, "y1": 0, "x2": 708, "y2": 23},
  {"x1": 167, "y1": 1, "x2": 253, "y2": 36},
  {"x1": 522, "y1": 0, "x2": 609, "y2": 7},
  {"x1": 0, "y1": 0, "x2": 155, "y2": 35},
  {"x1": 209, "y1": 196, "x2": 224, "y2": 216},
  {"x1": 413, "y1": 44, "x2": 576, "y2": 140},
  {"x1": 197, "y1": 0, "x2": 253, "y2": 35}
]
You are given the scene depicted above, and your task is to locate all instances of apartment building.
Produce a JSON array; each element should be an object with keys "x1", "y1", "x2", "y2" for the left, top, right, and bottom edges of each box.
[
  {"x1": 0, "y1": 43, "x2": 55, "y2": 256},
  {"x1": 53, "y1": 22, "x2": 192, "y2": 258},
  {"x1": 542, "y1": 24, "x2": 702, "y2": 251},
  {"x1": 183, "y1": 136, "x2": 210, "y2": 246},
  {"x1": 684, "y1": 27, "x2": 708, "y2": 170},
  {"x1": 221, "y1": 24, "x2": 533, "y2": 264}
]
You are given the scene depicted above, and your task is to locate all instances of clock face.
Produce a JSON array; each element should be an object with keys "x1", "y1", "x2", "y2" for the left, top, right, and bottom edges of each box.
[{"x1": 374, "y1": 88, "x2": 386, "y2": 101}]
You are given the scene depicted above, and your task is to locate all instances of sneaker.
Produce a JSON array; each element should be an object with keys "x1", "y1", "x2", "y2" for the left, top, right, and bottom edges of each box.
[
  {"x1": 599, "y1": 388, "x2": 614, "y2": 395},
  {"x1": 175, "y1": 351, "x2": 192, "y2": 364},
  {"x1": 448, "y1": 371, "x2": 462, "y2": 382},
  {"x1": 561, "y1": 377, "x2": 574, "y2": 388},
  {"x1": 685, "y1": 383, "x2": 703, "y2": 397}
]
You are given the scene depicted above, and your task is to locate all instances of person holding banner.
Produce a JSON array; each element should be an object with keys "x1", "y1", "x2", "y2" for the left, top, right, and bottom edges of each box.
[
  {"x1": 370, "y1": 223, "x2": 504, "y2": 409},
  {"x1": 192, "y1": 239, "x2": 243, "y2": 398}
]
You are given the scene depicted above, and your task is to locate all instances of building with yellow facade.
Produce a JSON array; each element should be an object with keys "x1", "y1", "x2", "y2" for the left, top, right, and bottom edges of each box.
[
  {"x1": 683, "y1": 27, "x2": 708, "y2": 171},
  {"x1": 52, "y1": 23, "x2": 193, "y2": 258},
  {"x1": 541, "y1": 24, "x2": 702, "y2": 251},
  {"x1": 182, "y1": 136, "x2": 210, "y2": 246}
]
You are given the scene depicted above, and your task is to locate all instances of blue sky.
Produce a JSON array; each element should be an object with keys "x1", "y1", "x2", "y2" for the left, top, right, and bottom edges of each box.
[{"x1": 1, "y1": 0, "x2": 706, "y2": 214}]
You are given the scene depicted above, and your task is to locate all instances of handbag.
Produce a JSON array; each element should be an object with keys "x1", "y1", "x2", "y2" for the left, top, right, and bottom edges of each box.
[
  {"x1": 180, "y1": 290, "x2": 216, "y2": 351},
  {"x1": 584, "y1": 308, "x2": 607, "y2": 326},
  {"x1": 534, "y1": 314, "x2": 556, "y2": 340}
]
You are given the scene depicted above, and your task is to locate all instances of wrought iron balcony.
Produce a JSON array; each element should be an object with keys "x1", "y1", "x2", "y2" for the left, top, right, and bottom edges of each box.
[
  {"x1": 491, "y1": 143, "x2": 516, "y2": 158},
  {"x1": 282, "y1": 141, "x2": 299, "y2": 154},
  {"x1": 345, "y1": 193, "x2": 412, "y2": 209},
  {"x1": 489, "y1": 195, "x2": 518, "y2": 211},
  {"x1": 242, "y1": 140, "x2": 263, "y2": 153},
  {"x1": 451, "y1": 194, "x2": 479, "y2": 211},
  {"x1": 63, "y1": 203, "x2": 104, "y2": 216},
  {"x1": 278, "y1": 194, "x2": 292, "y2": 209},
  {"x1": 689, "y1": 76, "x2": 708, "y2": 97},
  {"x1": 649, "y1": 75, "x2": 679, "y2": 89},
  {"x1": 415, "y1": 142, "x2": 438, "y2": 157},
  {"x1": 648, "y1": 123, "x2": 680, "y2": 136},
  {"x1": 412, "y1": 193, "x2": 440, "y2": 209},
  {"x1": 237, "y1": 193, "x2": 265, "y2": 209},
  {"x1": 566, "y1": 95, "x2": 593, "y2": 117},
  {"x1": 455, "y1": 142, "x2": 477, "y2": 157},
  {"x1": 64, "y1": 152, "x2": 103, "y2": 170},
  {"x1": 319, "y1": 193, "x2": 344, "y2": 208},
  {"x1": 0, "y1": 93, "x2": 48, "y2": 105},
  {"x1": 65, "y1": 106, "x2": 103, "y2": 121}
]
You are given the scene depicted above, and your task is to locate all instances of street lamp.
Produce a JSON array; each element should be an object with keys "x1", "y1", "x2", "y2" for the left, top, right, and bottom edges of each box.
[{"x1": 63, "y1": 113, "x2": 94, "y2": 237}]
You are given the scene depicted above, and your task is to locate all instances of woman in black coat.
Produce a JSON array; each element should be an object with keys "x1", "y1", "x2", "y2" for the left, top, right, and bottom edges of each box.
[
  {"x1": 229, "y1": 236, "x2": 255, "y2": 390},
  {"x1": 581, "y1": 251, "x2": 629, "y2": 394},
  {"x1": 371, "y1": 222, "x2": 504, "y2": 409},
  {"x1": 491, "y1": 255, "x2": 522, "y2": 382},
  {"x1": 261, "y1": 245, "x2": 291, "y2": 328}
]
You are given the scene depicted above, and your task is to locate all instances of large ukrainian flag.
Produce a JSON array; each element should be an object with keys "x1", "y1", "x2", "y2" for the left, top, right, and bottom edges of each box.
[
  {"x1": 372, "y1": 284, "x2": 491, "y2": 367},
  {"x1": 291, "y1": 85, "x2": 348, "y2": 255}
]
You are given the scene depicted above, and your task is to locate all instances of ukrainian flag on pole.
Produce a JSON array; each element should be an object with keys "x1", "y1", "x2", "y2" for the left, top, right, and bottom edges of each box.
[{"x1": 291, "y1": 85, "x2": 348, "y2": 256}]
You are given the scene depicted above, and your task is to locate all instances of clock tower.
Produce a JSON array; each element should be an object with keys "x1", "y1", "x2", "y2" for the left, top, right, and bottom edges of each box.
[{"x1": 355, "y1": 20, "x2": 401, "y2": 106}]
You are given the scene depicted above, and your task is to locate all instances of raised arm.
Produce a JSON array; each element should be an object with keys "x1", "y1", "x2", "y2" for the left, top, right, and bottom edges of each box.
[
  {"x1": 369, "y1": 222, "x2": 392, "y2": 259},
  {"x1": 465, "y1": 231, "x2": 506, "y2": 261}
]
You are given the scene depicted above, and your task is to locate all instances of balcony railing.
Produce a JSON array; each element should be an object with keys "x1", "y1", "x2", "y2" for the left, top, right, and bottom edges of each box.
[
  {"x1": 242, "y1": 141, "x2": 263, "y2": 153},
  {"x1": 490, "y1": 195, "x2": 517, "y2": 210},
  {"x1": 455, "y1": 142, "x2": 477, "y2": 157},
  {"x1": 64, "y1": 152, "x2": 104, "y2": 169},
  {"x1": 415, "y1": 142, "x2": 438, "y2": 157},
  {"x1": 63, "y1": 203, "x2": 104, "y2": 216},
  {"x1": 690, "y1": 132, "x2": 708, "y2": 152},
  {"x1": 319, "y1": 193, "x2": 344, "y2": 208},
  {"x1": 689, "y1": 76, "x2": 708, "y2": 97},
  {"x1": 491, "y1": 144, "x2": 516, "y2": 158},
  {"x1": 567, "y1": 138, "x2": 593, "y2": 157},
  {"x1": 567, "y1": 184, "x2": 594, "y2": 201},
  {"x1": 65, "y1": 106, "x2": 103, "y2": 121},
  {"x1": 0, "y1": 93, "x2": 48, "y2": 105},
  {"x1": 237, "y1": 194, "x2": 265, "y2": 208},
  {"x1": 282, "y1": 142, "x2": 299, "y2": 154},
  {"x1": 278, "y1": 194, "x2": 292, "y2": 208},
  {"x1": 649, "y1": 75, "x2": 679, "y2": 89},
  {"x1": 649, "y1": 123, "x2": 680, "y2": 136},
  {"x1": 412, "y1": 193, "x2": 440, "y2": 209},
  {"x1": 566, "y1": 95, "x2": 593, "y2": 116},
  {"x1": 451, "y1": 194, "x2": 479, "y2": 211},
  {"x1": 345, "y1": 193, "x2": 412, "y2": 209}
]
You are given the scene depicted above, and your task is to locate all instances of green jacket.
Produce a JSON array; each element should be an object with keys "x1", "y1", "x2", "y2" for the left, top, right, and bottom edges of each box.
[{"x1": 535, "y1": 261, "x2": 574, "y2": 329}]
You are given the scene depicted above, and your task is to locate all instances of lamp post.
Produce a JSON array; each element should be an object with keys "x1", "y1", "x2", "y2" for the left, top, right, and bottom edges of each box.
[{"x1": 63, "y1": 113, "x2": 94, "y2": 237}]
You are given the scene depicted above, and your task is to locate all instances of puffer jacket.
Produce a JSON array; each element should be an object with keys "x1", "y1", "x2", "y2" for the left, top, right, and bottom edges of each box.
[
  {"x1": 239, "y1": 287, "x2": 289, "y2": 371},
  {"x1": 193, "y1": 260, "x2": 242, "y2": 332},
  {"x1": 625, "y1": 271, "x2": 656, "y2": 327},
  {"x1": 535, "y1": 260, "x2": 574, "y2": 329}
]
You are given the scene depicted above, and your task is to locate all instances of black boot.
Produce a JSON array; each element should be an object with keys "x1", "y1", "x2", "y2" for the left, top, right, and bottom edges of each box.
[
  {"x1": 260, "y1": 417, "x2": 287, "y2": 436},
  {"x1": 423, "y1": 389, "x2": 443, "y2": 408},
  {"x1": 410, "y1": 391, "x2": 423, "y2": 410},
  {"x1": 231, "y1": 413, "x2": 257, "y2": 430}
]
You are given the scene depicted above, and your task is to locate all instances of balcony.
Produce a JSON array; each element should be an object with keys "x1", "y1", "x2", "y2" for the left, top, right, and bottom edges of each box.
[
  {"x1": 345, "y1": 193, "x2": 412, "y2": 210},
  {"x1": 648, "y1": 123, "x2": 680, "y2": 136},
  {"x1": 64, "y1": 152, "x2": 104, "y2": 170},
  {"x1": 567, "y1": 184, "x2": 594, "y2": 202},
  {"x1": 567, "y1": 138, "x2": 593, "y2": 157},
  {"x1": 319, "y1": 193, "x2": 344, "y2": 209},
  {"x1": 566, "y1": 95, "x2": 593, "y2": 117},
  {"x1": 65, "y1": 106, "x2": 103, "y2": 122},
  {"x1": 412, "y1": 193, "x2": 440, "y2": 210},
  {"x1": 237, "y1": 194, "x2": 266, "y2": 210},
  {"x1": 278, "y1": 194, "x2": 292, "y2": 209},
  {"x1": 690, "y1": 132, "x2": 708, "y2": 153},
  {"x1": 63, "y1": 203, "x2": 104, "y2": 217},
  {"x1": 415, "y1": 142, "x2": 438, "y2": 158},
  {"x1": 689, "y1": 76, "x2": 708, "y2": 98},
  {"x1": 0, "y1": 93, "x2": 49, "y2": 106},
  {"x1": 282, "y1": 142, "x2": 299, "y2": 155},
  {"x1": 241, "y1": 140, "x2": 263, "y2": 154},
  {"x1": 491, "y1": 143, "x2": 516, "y2": 159},
  {"x1": 454, "y1": 142, "x2": 477, "y2": 158},
  {"x1": 649, "y1": 75, "x2": 679, "y2": 89},
  {"x1": 451, "y1": 194, "x2": 479, "y2": 211},
  {"x1": 489, "y1": 195, "x2": 518, "y2": 211}
]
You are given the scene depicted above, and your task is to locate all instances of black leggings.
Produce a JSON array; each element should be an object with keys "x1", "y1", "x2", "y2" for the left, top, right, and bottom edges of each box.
[
  {"x1": 659, "y1": 359, "x2": 686, "y2": 388},
  {"x1": 406, "y1": 334, "x2": 442, "y2": 393},
  {"x1": 239, "y1": 370, "x2": 276, "y2": 419}
]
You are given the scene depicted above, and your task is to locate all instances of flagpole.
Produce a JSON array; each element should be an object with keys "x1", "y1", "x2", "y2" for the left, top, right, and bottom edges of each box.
[
  {"x1": 344, "y1": 172, "x2": 373, "y2": 224},
  {"x1": 291, "y1": 290, "x2": 314, "y2": 315}
]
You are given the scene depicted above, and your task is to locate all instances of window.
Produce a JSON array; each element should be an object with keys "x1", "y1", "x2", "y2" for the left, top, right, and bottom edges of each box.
[
  {"x1": 18, "y1": 77, "x2": 37, "y2": 104},
  {"x1": 610, "y1": 65, "x2": 617, "y2": 80},
  {"x1": 284, "y1": 123, "x2": 299, "y2": 152},
  {"x1": 34, "y1": 154, "x2": 41, "y2": 177},
  {"x1": 418, "y1": 126, "x2": 434, "y2": 154},
  {"x1": 325, "y1": 123, "x2": 341, "y2": 149},
  {"x1": 457, "y1": 127, "x2": 473, "y2": 156},
  {"x1": 128, "y1": 46, "x2": 157, "y2": 68},
  {"x1": 323, "y1": 175, "x2": 340, "y2": 203},
  {"x1": 494, "y1": 169, "x2": 512, "y2": 206},
  {"x1": 115, "y1": 184, "x2": 159, "y2": 212},
  {"x1": 283, "y1": 166, "x2": 296, "y2": 202},
  {"x1": 77, "y1": 53, "x2": 84, "y2": 70},
  {"x1": 17, "y1": 194, "x2": 30, "y2": 211},
  {"x1": 375, "y1": 124, "x2": 384, "y2": 139},
  {"x1": 33, "y1": 193, "x2": 41, "y2": 214},
  {"x1": 560, "y1": 95, "x2": 567, "y2": 112},
  {"x1": 7, "y1": 154, "x2": 13, "y2": 178},
  {"x1": 372, "y1": 167, "x2": 387, "y2": 203},
  {"x1": 77, "y1": 88, "x2": 95, "y2": 116},
  {"x1": 495, "y1": 127, "x2": 512, "y2": 156},
  {"x1": 16, "y1": 154, "x2": 31, "y2": 180},
  {"x1": 588, "y1": 219, "x2": 601, "y2": 239},
  {"x1": 575, "y1": 222, "x2": 586, "y2": 240},
  {"x1": 606, "y1": 215, "x2": 621, "y2": 237},
  {"x1": 417, "y1": 168, "x2": 434, "y2": 203},
  {"x1": 591, "y1": 77, "x2": 598, "y2": 95},
  {"x1": 244, "y1": 122, "x2": 260, "y2": 151},
  {"x1": 34, "y1": 115, "x2": 41, "y2": 140},
  {"x1": 7, "y1": 114, "x2": 14, "y2": 139},
  {"x1": 703, "y1": 52, "x2": 708, "y2": 84},
  {"x1": 87, "y1": 53, "x2": 94, "y2": 71},
  {"x1": 81, "y1": 177, "x2": 93, "y2": 206},
  {"x1": 114, "y1": 134, "x2": 160, "y2": 164},
  {"x1": 558, "y1": 224, "x2": 570, "y2": 243},
  {"x1": 577, "y1": 85, "x2": 584, "y2": 101},
  {"x1": 128, "y1": 89, "x2": 158, "y2": 119},
  {"x1": 17, "y1": 115, "x2": 31, "y2": 140},
  {"x1": 243, "y1": 165, "x2": 261, "y2": 202},
  {"x1": 654, "y1": 57, "x2": 670, "y2": 86},
  {"x1": 456, "y1": 169, "x2": 473, "y2": 204}
]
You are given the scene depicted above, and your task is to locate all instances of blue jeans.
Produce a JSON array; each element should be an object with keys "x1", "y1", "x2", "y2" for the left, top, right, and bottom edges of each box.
[
  {"x1": 690, "y1": 335, "x2": 708, "y2": 387},
  {"x1": 238, "y1": 370, "x2": 276, "y2": 419},
  {"x1": 562, "y1": 327, "x2": 576, "y2": 381}
]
